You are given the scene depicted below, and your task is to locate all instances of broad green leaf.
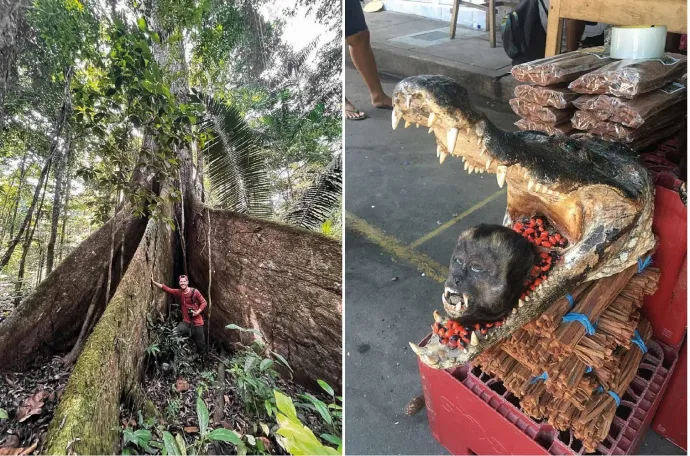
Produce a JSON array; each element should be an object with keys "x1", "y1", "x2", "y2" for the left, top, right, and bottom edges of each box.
[
  {"x1": 264, "y1": 400, "x2": 273, "y2": 417},
  {"x1": 123, "y1": 429, "x2": 137, "y2": 447},
  {"x1": 197, "y1": 396, "x2": 209, "y2": 437},
  {"x1": 256, "y1": 438, "x2": 265, "y2": 453},
  {"x1": 162, "y1": 431, "x2": 180, "y2": 456},
  {"x1": 317, "y1": 380, "x2": 334, "y2": 396},
  {"x1": 175, "y1": 434, "x2": 187, "y2": 456},
  {"x1": 244, "y1": 356, "x2": 256, "y2": 373},
  {"x1": 208, "y1": 428, "x2": 242, "y2": 445},
  {"x1": 274, "y1": 391, "x2": 298, "y2": 422},
  {"x1": 275, "y1": 413, "x2": 338, "y2": 455},
  {"x1": 137, "y1": 18, "x2": 147, "y2": 31},
  {"x1": 245, "y1": 434, "x2": 256, "y2": 446},
  {"x1": 0, "y1": 409, "x2": 7, "y2": 419},
  {"x1": 259, "y1": 359, "x2": 273, "y2": 371},
  {"x1": 151, "y1": 32, "x2": 160, "y2": 44},
  {"x1": 225, "y1": 324, "x2": 263, "y2": 338},
  {"x1": 121, "y1": 447, "x2": 134, "y2": 455},
  {"x1": 320, "y1": 434, "x2": 342, "y2": 447},
  {"x1": 260, "y1": 422, "x2": 270, "y2": 436},
  {"x1": 273, "y1": 352, "x2": 293, "y2": 372},
  {"x1": 301, "y1": 394, "x2": 332, "y2": 425}
]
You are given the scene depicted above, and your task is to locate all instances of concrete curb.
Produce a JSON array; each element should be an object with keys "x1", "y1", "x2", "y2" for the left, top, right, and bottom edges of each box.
[{"x1": 349, "y1": 43, "x2": 519, "y2": 103}]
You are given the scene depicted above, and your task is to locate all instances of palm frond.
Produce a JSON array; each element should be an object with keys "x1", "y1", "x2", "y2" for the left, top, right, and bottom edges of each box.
[
  {"x1": 285, "y1": 153, "x2": 342, "y2": 230},
  {"x1": 193, "y1": 90, "x2": 272, "y2": 217}
]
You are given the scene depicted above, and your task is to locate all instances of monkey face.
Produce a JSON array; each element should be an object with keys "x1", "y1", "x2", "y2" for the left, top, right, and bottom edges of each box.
[{"x1": 443, "y1": 224, "x2": 537, "y2": 325}]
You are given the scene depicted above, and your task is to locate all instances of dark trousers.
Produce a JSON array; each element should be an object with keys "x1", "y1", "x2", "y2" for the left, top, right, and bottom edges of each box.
[{"x1": 174, "y1": 321, "x2": 207, "y2": 354}]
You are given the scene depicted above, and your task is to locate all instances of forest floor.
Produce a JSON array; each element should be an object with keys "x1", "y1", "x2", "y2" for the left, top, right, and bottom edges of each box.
[{"x1": 0, "y1": 316, "x2": 339, "y2": 455}]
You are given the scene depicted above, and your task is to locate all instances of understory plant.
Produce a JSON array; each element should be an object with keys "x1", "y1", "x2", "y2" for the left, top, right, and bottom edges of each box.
[
  {"x1": 225, "y1": 324, "x2": 293, "y2": 417},
  {"x1": 273, "y1": 391, "x2": 341, "y2": 455}
]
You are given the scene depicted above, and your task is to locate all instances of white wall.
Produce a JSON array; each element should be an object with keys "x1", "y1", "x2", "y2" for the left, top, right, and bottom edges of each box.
[{"x1": 382, "y1": 0, "x2": 488, "y2": 29}]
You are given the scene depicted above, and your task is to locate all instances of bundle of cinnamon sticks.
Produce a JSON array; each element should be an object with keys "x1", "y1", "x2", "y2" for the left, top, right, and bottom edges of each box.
[{"x1": 471, "y1": 264, "x2": 660, "y2": 451}]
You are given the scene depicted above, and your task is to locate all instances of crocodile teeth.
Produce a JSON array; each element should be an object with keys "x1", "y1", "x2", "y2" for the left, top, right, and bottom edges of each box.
[
  {"x1": 524, "y1": 295, "x2": 530, "y2": 302},
  {"x1": 461, "y1": 156, "x2": 466, "y2": 162},
  {"x1": 534, "y1": 183, "x2": 542, "y2": 192},
  {"x1": 512, "y1": 307, "x2": 518, "y2": 314},
  {"x1": 518, "y1": 299, "x2": 525, "y2": 307},
  {"x1": 436, "y1": 145, "x2": 441, "y2": 158},
  {"x1": 470, "y1": 331, "x2": 479, "y2": 346},
  {"x1": 462, "y1": 293, "x2": 469, "y2": 308},
  {"x1": 476, "y1": 137, "x2": 482, "y2": 146},
  {"x1": 439, "y1": 151, "x2": 448, "y2": 164},
  {"x1": 464, "y1": 161, "x2": 470, "y2": 171},
  {"x1": 496, "y1": 165, "x2": 507, "y2": 188},
  {"x1": 468, "y1": 165, "x2": 475, "y2": 173},
  {"x1": 433, "y1": 310, "x2": 443, "y2": 323},
  {"x1": 479, "y1": 148, "x2": 485, "y2": 156},
  {"x1": 404, "y1": 120, "x2": 411, "y2": 128},
  {"x1": 428, "y1": 127, "x2": 434, "y2": 134},
  {"x1": 447, "y1": 128, "x2": 459, "y2": 154},
  {"x1": 428, "y1": 112, "x2": 437, "y2": 127},
  {"x1": 392, "y1": 110, "x2": 401, "y2": 129},
  {"x1": 486, "y1": 159, "x2": 493, "y2": 170},
  {"x1": 409, "y1": 342, "x2": 424, "y2": 356},
  {"x1": 528, "y1": 179, "x2": 535, "y2": 191},
  {"x1": 465, "y1": 127, "x2": 471, "y2": 135},
  {"x1": 406, "y1": 95, "x2": 412, "y2": 108},
  {"x1": 416, "y1": 123, "x2": 420, "y2": 128}
]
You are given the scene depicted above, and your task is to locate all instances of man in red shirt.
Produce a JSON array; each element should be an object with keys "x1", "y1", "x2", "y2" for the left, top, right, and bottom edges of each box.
[{"x1": 151, "y1": 274, "x2": 208, "y2": 354}]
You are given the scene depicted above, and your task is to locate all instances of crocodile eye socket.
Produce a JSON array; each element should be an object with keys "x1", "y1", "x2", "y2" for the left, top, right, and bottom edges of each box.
[{"x1": 470, "y1": 264, "x2": 483, "y2": 273}]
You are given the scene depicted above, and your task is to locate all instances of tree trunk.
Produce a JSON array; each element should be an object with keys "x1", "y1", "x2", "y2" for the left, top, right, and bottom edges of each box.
[
  {"x1": 7, "y1": 150, "x2": 28, "y2": 241},
  {"x1": 186, "y1": 197, "x2": 342, "y2": 388},
  {"x1": 0, "y1": 208, "x2": 148, "y2": 372},
  {"x1": 46, "y1": 132, "x2": 69, "y2": 273},
  {"x1": 0, "y1": 0, "x2": 29, "y2": 130},
  {"x1": 44, "y1": 199, "x2": 173, "y2": 455},
  {"x1": 58, "y1": 157, "x2": 73, "y2": 262},
  {"x1": 14, "y1": 167, "x2": 49, "y2": 306}
]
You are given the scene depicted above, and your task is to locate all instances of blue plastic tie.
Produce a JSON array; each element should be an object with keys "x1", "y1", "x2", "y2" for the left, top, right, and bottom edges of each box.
[
  {"x1": 608, "y1": 391, "x2": 621, "y2": 407},
  {"x1": 637, "y1": 255, "x2": 652, "y2": 273},
  {"x1": 562, "y1": 312, "x2": 596, "y2": 335},
  {"x1": 594, "y1": 386, "x2": 621, "y2": 407},
  {"x1": 566, "y1": 293, "x2": 575, "y2": 309},
  {"x1": 530, "y1": 372, "x2": 548, "y2": 384},
  {"x1": 585, "y1": 366, "x2": 593, "y2": 374},
  {"x1": 631, "y1": 329, "x2": 648, "y2": 354}
]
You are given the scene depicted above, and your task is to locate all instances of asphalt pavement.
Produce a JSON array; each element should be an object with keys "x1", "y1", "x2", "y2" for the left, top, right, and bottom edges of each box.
[{"x1": 343, "y1": 66, "x2": 683, "y2": 455}]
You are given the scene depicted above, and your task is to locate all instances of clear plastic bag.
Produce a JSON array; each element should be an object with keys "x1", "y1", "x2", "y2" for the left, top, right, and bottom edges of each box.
[
  {"x1": 511, "y1": 47, "x2": 614, "y2": 86},
  {"x1": 515, "y1": 118, "x2": 575, "y2": 136},
  {"x1": 571, "y1": 80, "x2": 686, "y2": 128},
  {"x1": 509, "y1": 98, "x2": 575, "y2": 123},
  {"x1": 571, "y1": 103, "x2": 686, "y2": 142},
  {"x1": 568, "y1": 53, "x2": 687, "y2": 98},
  {"x1": 514, "y1": 84, "x2": 579, "y2": 109}
]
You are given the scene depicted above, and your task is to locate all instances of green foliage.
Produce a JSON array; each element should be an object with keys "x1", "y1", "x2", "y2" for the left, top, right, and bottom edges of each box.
[
  {"x1": 285, "y1": 153, "x2": 341, "y2": 231},
  {"x1": 0, "y1": 408, "x2": 8, "y2": 419},
  {"x1": 122, "y1": 427, "x2": 154, "y2": 453},
  {"x1": 225, "y1": 324, "x2": 293, "y2": 417},
  {"x1": 165, "y1": 399, "x2": 181, "y2": 423},
  {"x1": 273, "y1": 391, "x2": 340, "y2": 455}
]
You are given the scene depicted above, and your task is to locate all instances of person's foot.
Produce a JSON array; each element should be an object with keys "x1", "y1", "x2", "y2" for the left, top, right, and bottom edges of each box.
[
  {"x1": 372, "y1": 93, "x2": 393, "y2": 110},
  {"x1": 345, "y1": 98, "x2": 367, "y2": 121}
]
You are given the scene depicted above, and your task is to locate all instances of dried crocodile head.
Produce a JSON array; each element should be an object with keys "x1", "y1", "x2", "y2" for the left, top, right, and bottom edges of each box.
[{"x1": 394, "y1": 75, "x2": 656, "y2": 369}]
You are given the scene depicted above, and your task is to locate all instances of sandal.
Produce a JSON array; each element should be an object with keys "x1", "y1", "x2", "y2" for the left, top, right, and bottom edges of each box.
[{"x1": 345, "y1": 109, "x2": 368, "y2": 121}]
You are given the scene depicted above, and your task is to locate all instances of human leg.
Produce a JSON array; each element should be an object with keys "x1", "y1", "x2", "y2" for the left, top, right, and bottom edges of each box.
[
  {"x1": 345, "y1": 0, "x2": 392, "y2": 109},
  {"x1": 345, "y1": 97, "x2": 367, "y2": 121},
  {"x1": 173, "y1": 321, "x2": 190, "y2": 337},
  {"x1": 190, "y1": 325, "x2": 207, "y2": 355}
]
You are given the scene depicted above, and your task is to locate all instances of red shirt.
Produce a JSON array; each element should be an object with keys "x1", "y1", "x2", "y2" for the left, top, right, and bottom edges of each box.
[{"x1": 162, "y1": 285, "x2": 207, "y2": 326}]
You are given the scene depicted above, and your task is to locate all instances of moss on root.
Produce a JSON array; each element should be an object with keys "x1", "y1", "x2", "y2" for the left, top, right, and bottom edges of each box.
[{"x1": 44, "y1": 211, "x2": 173, "y2": 454}]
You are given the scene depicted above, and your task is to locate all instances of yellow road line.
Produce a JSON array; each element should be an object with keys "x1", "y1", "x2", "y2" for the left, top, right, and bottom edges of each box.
[
  {"x1": 345, "y1": 211, "x2": 448, "y2": 283},
  {"x1": 409, "y1": 189, "x2": 506, "y2": 249}
]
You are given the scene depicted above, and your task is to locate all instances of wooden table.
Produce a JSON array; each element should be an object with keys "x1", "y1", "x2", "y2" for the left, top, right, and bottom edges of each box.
[{"x1": 545, "y1": 0, "x2": 688, "y2": 56}]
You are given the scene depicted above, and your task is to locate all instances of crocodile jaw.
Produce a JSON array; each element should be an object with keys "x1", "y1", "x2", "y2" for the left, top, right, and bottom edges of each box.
[{"x1": 393, "y1": 76, "x2": 656, "y2": 368}]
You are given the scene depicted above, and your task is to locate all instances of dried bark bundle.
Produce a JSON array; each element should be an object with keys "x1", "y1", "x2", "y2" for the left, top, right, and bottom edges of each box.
[
  {"x1": 547, "y1": 266, "x2": 638, "y2": 358},
  {"x1": 514, "y1": 118, "x2": 575, "y2": 136},
  {"x1": 511, "y1": 47, "x2": 614, "y2": 86},
  {"x1": 572, "y1": 104, "x2": 686, "y2": 142},
  {"x1": 572, "y1": 81, "x2": 686, "y2": 128},
  {"x1": 514, "y1": 84, "x2": 580, "y2": 109},
  {"x1": 525, "y1": 283, "x2": 592, "y2": 337},
  {"x1": 571, "y1": 319, "x2": 653, "y2": 452},
  {"x1": 569, "y1": 54, "x2": 687, "y2": 99},
  {"x1": 520, "y1": 379, "x2": 549, "y2": 419},
  {"x1": 510, "y1": 98, "x2": 575, "y2": 123},
  {"x1": 573, "y1": 333, "x2": 617, "y2": 369}
]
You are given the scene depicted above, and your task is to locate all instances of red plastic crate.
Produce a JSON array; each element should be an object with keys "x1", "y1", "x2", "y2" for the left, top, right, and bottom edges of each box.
[
  {"x1": 652, "y1": 342, "x2": 687, "y2": 451},
  {"x1": 418, "y1": 335, "x2": 678, "y2": 455},
  {"x1": 643, "y1": 185, "x2": 687, "y2": 348}
]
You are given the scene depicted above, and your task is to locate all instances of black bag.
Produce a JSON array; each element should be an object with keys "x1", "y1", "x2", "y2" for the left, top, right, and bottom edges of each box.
[{"x1": 502, "y1": 0, "x2": 549, "y2": 65}]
